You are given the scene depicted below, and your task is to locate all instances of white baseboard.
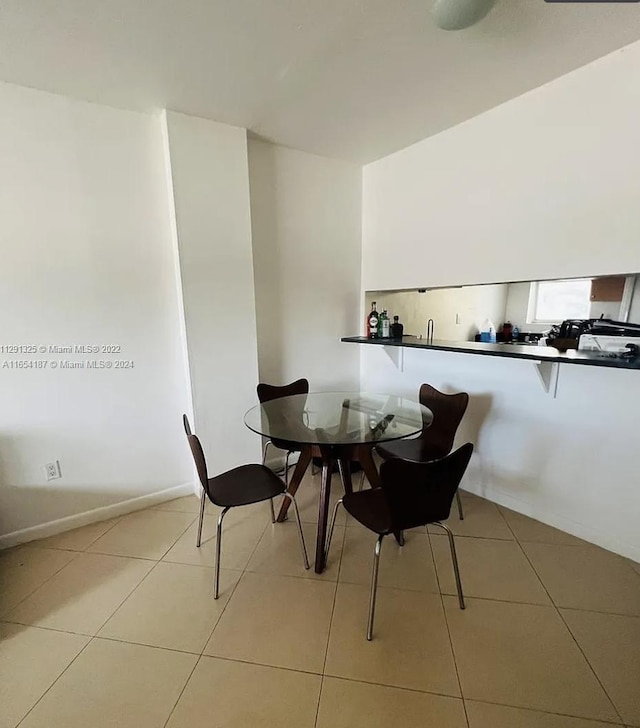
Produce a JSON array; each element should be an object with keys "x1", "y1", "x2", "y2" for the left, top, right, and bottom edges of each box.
[
  {"x1": 0, "y1": 482, "x2": 196, "y2": 551},
  {"x1": 463, "y1": 482, "x2": 640, "y2": 563}
]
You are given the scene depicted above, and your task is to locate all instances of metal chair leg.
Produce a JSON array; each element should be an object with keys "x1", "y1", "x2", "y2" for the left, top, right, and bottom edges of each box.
[
  {"x1": 268, "y1": 497, "x2": 276, "y2": 524},
  {"x1": 433, "y1": 521, "x2": 465, "y2": 609},
  {"x1": 325, "y1": 498, "x2": 343, "y2": 559},
  {"x1": 283, "y1": 492, "x2": 310, "y2": 570},
  {"x1": 284, "y1": 451, "x2": 291, "y2": 487},
  {"x1": 367, "y1": 535, "x2": 385, "y2": 641},
  {"x1": 196, "y1": 487, "x2": 207, "y2": 547},
  {"x1": 456, "y1": 490, "x2": 464, "y2": 520},
  {"x1": 262, "y1": 440, "x2": 272, "y2": 466},
  {"x1": 214, "y1": 507, "x2": 230, "y2": 599},
  {"x1": 263, "y1": 442, "x2": 278, "y2": 523}
]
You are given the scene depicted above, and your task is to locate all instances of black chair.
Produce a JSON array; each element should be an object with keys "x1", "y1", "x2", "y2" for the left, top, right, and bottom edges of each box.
[
  {"x1": 376, "y1": 384, "x2": 469, "y2": 520},
  {"x1": 257, "y1": 379, "x2": 310, "y2": 508},
  {"x1": 326, "y1": 443, "x2": 473, "y2": 640},
  {"x1": 183, "y1": 414, "x2": 309, "y2": 597}
]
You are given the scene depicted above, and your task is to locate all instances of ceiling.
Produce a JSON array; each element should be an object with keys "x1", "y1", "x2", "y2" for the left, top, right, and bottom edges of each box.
[{"x1": 1, "y1": 1, "x2": 639, "y2": 163}]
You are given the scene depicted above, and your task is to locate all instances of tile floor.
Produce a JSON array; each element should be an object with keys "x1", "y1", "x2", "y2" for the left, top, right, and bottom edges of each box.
[{"x1": 1, "y1": 473, "x2": 639, "y2": 728}]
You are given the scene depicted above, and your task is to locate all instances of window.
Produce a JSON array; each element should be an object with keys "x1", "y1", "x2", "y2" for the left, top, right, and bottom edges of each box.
[{"x1": 527, "y1": 279, "x2": 592, "y2": 324}]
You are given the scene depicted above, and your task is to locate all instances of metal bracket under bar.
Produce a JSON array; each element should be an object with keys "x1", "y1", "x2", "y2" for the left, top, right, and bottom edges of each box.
[
  {"x1": 383, "y1": 345, "x2": 404, "y2": 372},
  {"x1": 533, "y1": 360, "x2": 560, "y2": 398}
]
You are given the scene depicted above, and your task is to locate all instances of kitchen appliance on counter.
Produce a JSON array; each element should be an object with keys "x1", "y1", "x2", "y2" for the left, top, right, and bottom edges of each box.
[
  {"x1": 551, "y1": 317, "x2": 640, "y2": 357},
  {"x1": 578, "y1": 334, "x2": 640, "y2": 354}
]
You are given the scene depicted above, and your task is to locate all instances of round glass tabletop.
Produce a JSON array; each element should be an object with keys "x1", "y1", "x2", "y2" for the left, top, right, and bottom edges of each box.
[{"x1": 244, "y1": 391, "x2": 432, "y2": 447}]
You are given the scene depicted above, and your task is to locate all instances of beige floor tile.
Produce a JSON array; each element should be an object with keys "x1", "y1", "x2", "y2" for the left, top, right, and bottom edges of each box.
[
  {"x1": 6, "y1": 552, "x2": 154, "y2": 635},
  {"x1": 204, "y1": 571, "x2": 335, "y2": 673},
  {"x1": 153, "y1": 494, "x2": 258, "y2": 517},
  {"x1": 0, "y1": 623, "x2": 89, "y2": 728},
  {"x1": 500, "y1": 508, "x2": 593, "y2": 546},
  {"x1": 431, "y1": 535, "x2": 551, "y2": 605},
  {"x1": 166, "y1": 655, "x2": 321, "y2": 728},
  {"x1": 99, "y1": 562, "x2": 241, "y2": 653},
  {"x1": 325, "y1": 582, "x2": 460, "y2": 695},
  {"x1": 19, "y1": 638, "x2": 196, "y2": 728},
  {"x1": 466, "y1": 701, "x2": 623, "y2": 728},
  {"x1": 445, "y1": 597, "x2": 618, "y2": 721},
  {"x1": 291, "y1": 473, "x2": 348, "y2": 526},
  {"x1": 151, "y1": 495, "x2": 204, "y2": 513},
  {"x1": 0, "y1": 546, "x2": 76, "y2": 617},
  {"x1": 87, "y1": 509, "x2": 195, "y2": 560},
  {"x1": 522, "y1": 543, "x2": 640, "y2": 616},
  {"x1": 37, "y1": 518, "x2": 121, "y2": 551},
  {"x1": 163, "y1": 509, "x2": 267, "y2": 570},
  {"x1": 427, "y1": 493, "x2": 515, "y2": 540},
  {"x1": 561, "y1": 609, "x2": 640, "y2": 726},
  {"x1": 316, "y1": 676, "x2": 467, "y2": 728},
  {"x1": 339, "y1": 528, "x2": 439, "y2": 593},
  {"x1": 246, "y1": 521, "x2": 343, "y2": 581}
]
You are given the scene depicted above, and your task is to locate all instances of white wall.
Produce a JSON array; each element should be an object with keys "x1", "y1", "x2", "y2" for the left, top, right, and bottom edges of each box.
[
  {"x1": 248, "y1": 139, "x2": 362, "y2": 391},
  {"x1": 163, "y1": 111, "x2": 261, "y2": 474},
  {"x1": 360, "y1": 346, "x2": 640, "y2": 561},
  {"x1": 360, "y1": 43, "x2": 640, "y2": 561},
  {"x1": 504, "y1": 283, "x2": 548, "y2": 334},
  {"x1": 362, "y1": 42, "x2": 640, "y2": 292},
  {"x1": 629, "y1": 277, "x2": 640, "y2": 324},
  {"x1": 0, "y1": 83, "x2": 193, "y2": 542}
]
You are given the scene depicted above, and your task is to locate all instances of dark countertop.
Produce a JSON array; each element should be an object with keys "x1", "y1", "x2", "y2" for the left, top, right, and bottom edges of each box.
[{"x1": 341, "y1": 336, "x2": 640, "y2": 371}]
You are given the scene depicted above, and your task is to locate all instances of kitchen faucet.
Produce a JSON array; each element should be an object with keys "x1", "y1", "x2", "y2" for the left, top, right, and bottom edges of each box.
[{"x1": 427, "y1": 319, "x2": 434, "y2": 344}]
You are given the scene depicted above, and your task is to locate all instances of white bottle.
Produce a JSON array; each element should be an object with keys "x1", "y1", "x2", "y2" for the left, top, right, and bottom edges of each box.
[{"x1": 480, "y1": 319, "x2": 496, "y2": 343}]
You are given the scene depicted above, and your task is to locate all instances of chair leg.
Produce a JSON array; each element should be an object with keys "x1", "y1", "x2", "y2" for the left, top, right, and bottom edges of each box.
[
  {"x1": 262, "y1": 440, "x2": 272, "y2": 466},
  {"x1": 283, "y1": 492, "x2": 310, "y2": 570},
  {"x1": 456, "y1": 490, "x2": 464, "y2": 520},
  {"x1": 264, "y1": 441, "x2": 278, "y2": 523},
  {"x1": 358, "y1": 471, "x2": 365, "y2": 491},
  {"x1": 196, "y1": 487, "x2": 207, "y2": 548},
  {"x1": 214, "y1": 507, "x2": 230, "y2": 599},
  {"x1": 284, "y1": 451, "x2": 291, "y2": 487},
  {"x1": 433, "y1": 521, "x2": 465, "y2": 610},
  {"x1": 325, "y1": 498, "x2": 343, "y2": 559},
  {"x1": 367, "y1": 535, "x2": 385, "y2": 641},
  {"x1": 269, "y1": 497, "x2": 276, "y2": 524}
]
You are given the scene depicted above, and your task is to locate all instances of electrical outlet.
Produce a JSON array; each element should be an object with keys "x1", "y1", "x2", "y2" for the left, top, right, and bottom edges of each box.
[{"x1": 44, "y1": 460, "x2": 61, "y2": 481}]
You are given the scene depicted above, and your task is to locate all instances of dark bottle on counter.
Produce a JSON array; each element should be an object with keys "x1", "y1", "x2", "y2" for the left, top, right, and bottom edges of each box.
[
  {"x1": 502, "y1": 321, "x2": 513, "y2": 343},
  {"x1": 366, "y1": 302, "x2": 379, "y2": 339},
  {"x1": 390, "y1": 315, "x2": 404, "y2": 339},
  {"x1": 380, "y1": 309, "x2": 390, "y2": 338}
]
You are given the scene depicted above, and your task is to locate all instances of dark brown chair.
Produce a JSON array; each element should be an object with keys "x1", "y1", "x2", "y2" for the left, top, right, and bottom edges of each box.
[
  {"x1": 326, "y1": 443, "x2": 473, "y2": 640},
  {"x1": 182, "y1": 414, "x2": 207, "y2": 547},
  {"x1": 257, "y1": 378, "x2": 310, "y2": 507},
  {"x1": 376, "y1": 384, "x2": 469, "y2": 520},
  {"x1": 183, "y1": 414, "x2": 309, "y2": 597}
]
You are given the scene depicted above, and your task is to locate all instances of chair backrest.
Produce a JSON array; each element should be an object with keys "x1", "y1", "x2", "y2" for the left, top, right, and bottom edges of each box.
[
  {"x1": 182, "y1": 414, "x2": 210, "y2": 497},
  {"x1": 380, "y1": 443, "x2": 474, "y2": 530},
  {"x1": 419, "y1": 383, "x2": 469, "y2": 458},
  {"x1": 183, "y1": 414, "x2": 192, "y2": 436},
  {"x1": 257, "y1": 378, "x2": 309, "y2": 404}
]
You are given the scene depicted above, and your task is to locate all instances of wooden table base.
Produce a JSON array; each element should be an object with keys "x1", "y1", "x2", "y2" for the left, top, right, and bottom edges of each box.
[{"x1": 277, "y1": 444, "x2": 382, "y2": 573}]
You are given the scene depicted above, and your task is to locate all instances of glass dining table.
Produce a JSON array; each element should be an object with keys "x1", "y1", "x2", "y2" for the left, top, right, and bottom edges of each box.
[{"x1": 244, "y1": 391, "x2": 433, "y2": 573}]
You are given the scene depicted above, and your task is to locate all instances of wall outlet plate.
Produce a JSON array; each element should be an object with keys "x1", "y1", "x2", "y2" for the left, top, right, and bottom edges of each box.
[{"x1": 44, "y1": 460, "x2": 61, "y2": 481}]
